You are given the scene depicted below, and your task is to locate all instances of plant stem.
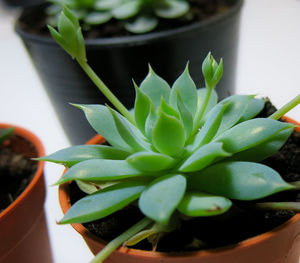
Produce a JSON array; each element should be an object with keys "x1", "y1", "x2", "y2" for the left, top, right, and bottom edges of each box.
[
  {"x1": 77, "y1": 59, "x2": 135, "y2": 124},
  {"x1": 192, "y1": 86, "x2": 213, "y2": 134},
  {"x1": 253, "y1": 202, "x2": 300, "y2": 212},
  {"x1": 269, "y1": 94, "x2": 300, "y2": 120},
  {"x1": 90, "y1": 217, "x2": 153, "y2": 263}
]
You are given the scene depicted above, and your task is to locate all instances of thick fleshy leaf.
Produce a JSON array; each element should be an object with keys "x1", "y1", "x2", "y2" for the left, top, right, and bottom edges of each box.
[
  {"x1": 108, "y1": 107, "x2": 149, "y2": 151},
  {"x1": 179, "y1": 142, "x2": 230, "y2": 172},
  {"x1": 215, "y1": 118, "x2": 294, "y2": 154},
  {"x1": 178, "y1": 191, "x2": 232, "y2": 216},
  {"x1": 139, "y1": 174, "x2": 186, "y2": 224},
  {"x1": 226, "y1": 128, "x2": 294, "y2": 162},
  {"x1": 134, "y1": 84, "x2": 152, "y2": 135},
  {"x1": 155, "y1": 0, "x2": 189, "y2": 18},
  {"x1": 60, "y1": 181, "x2": 147, "y2": 224},
  {"x1": 76, "y1": 180, "x2": 98, "y2": 194},
  {"x1": 189, "y1": 162, "x2": 294, "y2": 200},
  {"x1": 112, "y1": 0, "x2": 140, "y2": 19},
  {"x1": 56, "y1": 159, "x2": 144, "y2": 184},
  {"x1": 84, "y1": 11, "x2": 112, "y2": 25},
  {"x1": 38, "y1": 145, "x2": 130, "y2": 167},
  {"x1": 125, "y1": 15, "x2": 158, "y2": 34},
  {"x1": 145, "y1": 103, "x2": 158, "y2": 141},
  {"x1": 126, "y1": 151, "x2": 176, "y2": 172},
  {"x1": 169, "y1": 64, "x2": 198, "y2": 116},
  {"x1": 152, "y1": 111, "x2": 185, "y2": 156},
  {"x1": 216, "y1": 95, "x2": 254, "y2": 135},
  {"x1": 239, "y1": 98, "x2": 265, "y2": 122},
  {"x1": 160, "y1": 98, "x2": 180, "y2": 119},
  {"x1": 176, "y1": 92, "x2": 193, "y2": 139},
  {"x1": 139, "y1": 66, "x2": 171, "y2": 108},
  {"x1": 74, "y1": 104, "x2": 131, "y2": 151},
  {"x1": 187, "y1": 103, "x2": 227, "y2": 152}
]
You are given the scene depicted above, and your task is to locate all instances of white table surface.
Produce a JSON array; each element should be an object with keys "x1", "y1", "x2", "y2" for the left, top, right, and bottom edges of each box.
[{"x1": 0, "y1": 0, "x2": 300, "y2": 262}]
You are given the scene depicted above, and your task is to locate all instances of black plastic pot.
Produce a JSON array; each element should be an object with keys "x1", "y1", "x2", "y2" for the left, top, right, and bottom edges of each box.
[{"x1": 16, "y1": 0, "x2": 243, "y2": 145}]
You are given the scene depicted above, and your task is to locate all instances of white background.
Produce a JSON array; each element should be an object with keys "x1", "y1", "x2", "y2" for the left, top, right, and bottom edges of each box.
[{"x1": 0, "y1": 0, "x2": 300, "y2": 262}]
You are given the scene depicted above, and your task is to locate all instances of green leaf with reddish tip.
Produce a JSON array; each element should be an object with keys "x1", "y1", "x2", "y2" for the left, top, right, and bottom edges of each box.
[
  {"x1": 139, "y1": 66, "x2": 171, "y2": 108},
  {"x1": 60, "y1": 181, "x2": 147, "y2": 224},
  {"x1": 179, "y1": 142, "x2": 230, "y2": 172},
  {"x1": 189, "y1": 161, "x2": 294, "y2": 200},
  {"x1": 37, "y1": 145, "x2": 130, "y2": 167},
  {"x1": 152, "y1": 111, "x2": 185, "y2": 156},
  {"x1": 139, "y1": 174, "x2": 186, "y2": 225},
  {"x1": 126, "y1": 151, "x2": 176, "y2": 172},
  {"x1": 178, "y1": 191, "x2": 232, "y2": 217}
]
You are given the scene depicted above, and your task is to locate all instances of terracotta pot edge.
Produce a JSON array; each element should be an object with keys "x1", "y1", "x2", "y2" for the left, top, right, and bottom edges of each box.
[{"x1": 0, "y1": 123, "x2": 45, "y2": 220}]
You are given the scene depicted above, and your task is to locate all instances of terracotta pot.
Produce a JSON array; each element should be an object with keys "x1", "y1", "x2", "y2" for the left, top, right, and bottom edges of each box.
[
  {"x1": 0, "y1": 124, "x2": 53, "y2": 263},
  {"x1": 59, "y1": 119, "x2": 300, "y2": 263}
]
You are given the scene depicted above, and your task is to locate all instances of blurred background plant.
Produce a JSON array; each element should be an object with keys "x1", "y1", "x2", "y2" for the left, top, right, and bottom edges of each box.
[{"x1": 46, "y1": 0, "x2": 191, "y2": 33}]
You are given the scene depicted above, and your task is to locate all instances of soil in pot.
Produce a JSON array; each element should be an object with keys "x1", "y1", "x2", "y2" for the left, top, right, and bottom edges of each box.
[
  {"x1": 67, "y1": 100, "x2": 300, "y2": 253},
  {"x1": 18, "y1": 0, "x2": 234, "y2": 38},
  {"x1": 0, "y1": 134, "x2": 38, "y2": 213}
]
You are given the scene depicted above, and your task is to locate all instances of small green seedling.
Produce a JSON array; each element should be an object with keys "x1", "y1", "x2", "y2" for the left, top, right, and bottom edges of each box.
[
  {"x1": 43, "y1": 8, "x2": 300, "y2": 263},
  {"x1": 47, "y1": 0, "x2": 190, "y2": 34}
]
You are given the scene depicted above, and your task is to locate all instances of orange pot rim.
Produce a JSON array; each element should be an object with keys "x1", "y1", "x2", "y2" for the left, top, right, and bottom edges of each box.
[
  {"x1": 0, "y1": 123, "x2": 45, "y2": 220},
  {"x1": 59, "y1": 117, "x2": 300, "y2": 259}
]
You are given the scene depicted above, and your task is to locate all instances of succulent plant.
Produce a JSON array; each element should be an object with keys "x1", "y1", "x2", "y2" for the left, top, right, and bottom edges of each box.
[
  {"x1": 43, "y1": 8, "x2": 300, "y2": 263},
  {"x1": 47, "y1": 0, "x2": 190, "y2": 34}
]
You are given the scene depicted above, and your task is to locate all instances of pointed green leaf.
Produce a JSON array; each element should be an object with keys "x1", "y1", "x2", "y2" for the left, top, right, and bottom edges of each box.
[
  {"x1": 170, "y1": 64, "x2": 198, "y2": 116},
  {"x1": 179, "y1": 142, "x2": 231, "y2": 172},
  {"x1": 58, "y1": 11, "x2": 77, "y2": 51},
  {"x1": 60, "y1": 181, "x2": 147, "y2": 224},
  {"x1": 160, "y1": 97, "x2": 180, "y2": 119},
  {"x1": 139, "y1": 66, "x2": 171, "y2": 108},
  {"x1": 126, "y1": 151, "x2": 176, "y2": 172},
  {"x1": 56, "y1": 159, "x2": 144, "y2": 184},
  {"x1": 176, "y1": 92, "x2": 193, "y2": 139},
  {"x1": 187, "y1": 103, "x2": 227, "y2": 152},
  {"x1": 216, "y1": 95, "x2": 254, "y2": 135},
  {"x1": 239, "y1": 98, "x2": 265, "y2": 122},
  {"x1": 112, "y1": 0, "x2": 140, "y2": 19},
  {"x1": 38, "y1": 145, "x2": 130, "y2": 167},
  {"x1": 178, "y1": 191, "x2": 232, "y2": 217},
  {"x1": 152, "y1": 111, "x2": 185, "y2": 156},
  {"x1": 215, "y1": 118, "x2": 294, "y2": 154},
  {"x1": 226, "y1": 128, "x2": 294, "y2": 162},
  {"x1": 145, "y1": 103, "x2": 158, "y2": 141},
  {"x1": 48, "y1": 25, "x2": 68, "y2": 52},
  {"x1": 125, "y1": 15, "x2": 158, "y2": 34},
  {"x1": 189, "y1": 161, "x2": 294, "y2": 200},
  {"x1": 134, "y1": 84, "x2": 152, "y2": 135},
  {"x1": 108, "y1": 107, "x2": 148, "y2": 152},
  {"x1": 74, "y1": 104, "x2": 131, "y2": 152},
  {"x1": 155, "y1": 0, "x2": 189, "y2": 18},
  {"x1": 63, "y1": 6, "x2": 80, "y2": 28},
  {"x1": 139, "y1": 174, "x2": 186, "y2": 225}
]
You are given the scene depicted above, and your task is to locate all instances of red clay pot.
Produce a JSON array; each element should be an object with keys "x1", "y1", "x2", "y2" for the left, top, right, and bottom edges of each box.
[
  {"x1": 0, "y1": 124, "x2": 53, "y2": 263},
  {"x1": 59, "y1": 118, "x2": 300, "y2": 263}
]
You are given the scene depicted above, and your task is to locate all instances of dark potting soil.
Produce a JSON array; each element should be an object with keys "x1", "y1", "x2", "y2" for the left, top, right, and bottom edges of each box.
[
  {"x1": 0, "y1": 135, "x2": 38, "y2": 213},
  {"x1": 18, "y1": 0, "x2": 233, "y2": 39},
  {"x1": 68, "y1": 100, "x2": 300, "y2": 252}
]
